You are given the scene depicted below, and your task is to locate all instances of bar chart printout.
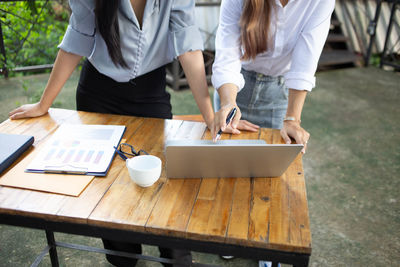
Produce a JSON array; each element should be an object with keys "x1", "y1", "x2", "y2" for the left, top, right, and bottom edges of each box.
[{"x1": 26, "y1": 124, "x2": 125, "y2": 175}]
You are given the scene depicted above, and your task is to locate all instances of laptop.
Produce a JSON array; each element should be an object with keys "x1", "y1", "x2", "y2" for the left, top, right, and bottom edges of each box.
[
  {"x1": 0, "y1": 133, "x2": 34, "y2": 175},
  {"x1": 165, "y1": 140, "x2": 303, "y2": 178}
]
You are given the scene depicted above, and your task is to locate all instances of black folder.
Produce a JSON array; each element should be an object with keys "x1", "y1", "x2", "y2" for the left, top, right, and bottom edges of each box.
[{"x1": 0, "y1": 133, "x2": 34, "y2": 175}]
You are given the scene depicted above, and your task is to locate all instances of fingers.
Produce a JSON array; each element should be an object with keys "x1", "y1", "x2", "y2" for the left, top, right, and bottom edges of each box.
[
  {"x1": 8, "y1": 106, "x2": 25, "y2": 118},
  {"x1": 8, "y1": 103, "x2": 47, "y2": 120},
  {"x1": 237, "y1": 120, "x2": 260, "y2": 132},
  {"x1": 9, "y1": 106, "x2": 29, "y2": 120},
  {"x1": 280, "y1": 129, "x2": 292, "y2": 144},
  {"x1": 222, "y1": 125, "x2": 241, "y2": 135},
  {"x1": 281, "y1": 122, "x2": 310, "y2": 153},
  {"x1": 10, "y1": 111, "x2": 28, "y2": 120},
  {"x1": 302, "y1": 139, "x2": 308, "y2": 154},
  {"x1": 210, "y1": 124, "x2": 215, "y2": 140},
  {"x1": 231, "y1": 108, "x2": 241, "y2": 129},
  {"x1": 212, "y1": 104, "x2": 239, "y2": 142},
  {"x1": 212, "y1": 108, "x2": 229, "y2": 142},
  {"x1": 292, "y1": 129, "x2": 310, "y2": 154}
]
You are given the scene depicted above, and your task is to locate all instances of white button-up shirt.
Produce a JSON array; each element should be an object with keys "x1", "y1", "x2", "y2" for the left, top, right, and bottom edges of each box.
[
  {"x1": 59, "y1": 0, "x2": 203, "y2": 82},
  {"x1": 212, "y1": 0, "x2": 335, "y2": 92}
]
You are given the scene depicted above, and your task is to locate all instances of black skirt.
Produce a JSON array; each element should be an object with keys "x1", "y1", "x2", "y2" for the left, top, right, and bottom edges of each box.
[{"x1": 76, "y1": 59, "x2": 172, "y2": 119}]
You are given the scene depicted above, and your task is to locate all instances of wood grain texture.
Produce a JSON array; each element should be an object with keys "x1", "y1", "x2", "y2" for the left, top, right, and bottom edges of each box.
[
  {"x1": 0, "y1": 109, "x2": 78, "y2": 218},
  {"x1": 0, "y1": 109, "x2": 311, "y2": 255},
  {"x1": 186, "y1": 178, "x2": 236, "y2": 242},
  {"x1": 88, "y1": 119, "x2": 207, "y2": 231},
  {"x1": 224, "y1": 129, "x2": 261, "y2": 245}
]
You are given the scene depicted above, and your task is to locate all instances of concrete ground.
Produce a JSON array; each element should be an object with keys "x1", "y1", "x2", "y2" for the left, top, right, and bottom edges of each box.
[{"x1": 0, "y1": 66, "x2": 399, "y2": 266}]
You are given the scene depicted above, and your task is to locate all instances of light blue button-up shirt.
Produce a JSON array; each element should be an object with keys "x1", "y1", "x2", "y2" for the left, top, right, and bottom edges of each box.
[{"x1": 59, "y1": 0, "x2": 203, "y2": 82}]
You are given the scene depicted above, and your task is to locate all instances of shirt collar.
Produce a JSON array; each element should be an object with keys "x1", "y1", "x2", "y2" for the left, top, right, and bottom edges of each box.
[
  {"x1": 120, "y1": 0, "x2": 158, "y2": 28},
  {"x1": 275, "y1": 0, "x2": 297, "y2": 8}
]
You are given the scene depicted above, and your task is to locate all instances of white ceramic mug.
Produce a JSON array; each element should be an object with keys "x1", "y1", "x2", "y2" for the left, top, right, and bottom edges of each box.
[{"x1": 126, "y1": 155, "x2": 162, "y2": 187}]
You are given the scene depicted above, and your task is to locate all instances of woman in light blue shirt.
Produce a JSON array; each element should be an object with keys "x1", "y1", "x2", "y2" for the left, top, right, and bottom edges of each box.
[
  {"x1": 9, "y1": 0, "x2": 215, "y2": 129},
  {"x1": 9, "y1": 0, "x2": 218, "y2": 266}
]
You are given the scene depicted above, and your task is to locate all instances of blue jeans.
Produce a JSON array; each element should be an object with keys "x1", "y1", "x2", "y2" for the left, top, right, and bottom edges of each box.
[{"x1": 214, "y1": 69, "x2": 288, "y2": 129}]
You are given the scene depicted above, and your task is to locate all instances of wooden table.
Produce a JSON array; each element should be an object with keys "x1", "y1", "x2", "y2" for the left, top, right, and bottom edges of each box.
[{"x1": 0, "y1": 108, "x2": 311, "y2": 267}]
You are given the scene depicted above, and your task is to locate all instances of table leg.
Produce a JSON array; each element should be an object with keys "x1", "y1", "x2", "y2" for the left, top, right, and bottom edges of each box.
[
  {"x1": 45, "y1": 230, "x2": 59, "y2": 267},
  {"x1": 293, "y1": 254, "x2": 310, "y2": 267}
]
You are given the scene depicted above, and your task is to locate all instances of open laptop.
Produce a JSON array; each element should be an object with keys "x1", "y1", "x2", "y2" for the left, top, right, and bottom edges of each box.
[{"x1": 165, "y1": 140, "x2": 303, "y2": 178}]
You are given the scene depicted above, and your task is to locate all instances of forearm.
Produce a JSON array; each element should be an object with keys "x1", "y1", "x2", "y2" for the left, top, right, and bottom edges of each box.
[
  {"x1": 178, "y1": 50, "x2": 214, "y2": 126},
  {"x1": 39, "y1": 49, "x2": 82, "y2": 110},
  {"x1": 217, "y1": 83, "x2": 238, "y2": 107},
  {"x1": 285, "y1": 89, "x2": 308, "y2": 122}
]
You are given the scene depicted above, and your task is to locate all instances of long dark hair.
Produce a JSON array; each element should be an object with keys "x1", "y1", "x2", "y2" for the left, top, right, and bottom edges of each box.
[
  {"x1": 95, "y1": 0, "x2": 128, "y2": 68},
  {"x1": 240, "y1": 0, "x2": 272, "y2": 60}
]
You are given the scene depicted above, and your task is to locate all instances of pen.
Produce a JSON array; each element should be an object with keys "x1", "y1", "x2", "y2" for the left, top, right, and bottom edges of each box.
[{"x1": 214, "y1": 107, "x2": 237, "y2": 142}]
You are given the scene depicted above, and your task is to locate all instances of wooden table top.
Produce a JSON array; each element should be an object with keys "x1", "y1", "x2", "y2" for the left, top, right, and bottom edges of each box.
[{"x1": 0, "y1": 108, "x2": 311, "y2": 255}]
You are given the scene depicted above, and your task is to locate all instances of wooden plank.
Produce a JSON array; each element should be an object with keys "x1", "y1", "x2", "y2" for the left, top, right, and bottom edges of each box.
[
  {"x1": 287, "y1": 155, "x2": 312, "y2": 252},
  {"x1": 268, "y1": 130, "x2": 311, "y2": 253},
  {"x1": 0, "y1": 111, "x2": 80, "y2": 216},
  {"x1": 88, "y1": 118, "x2": 207, "y2": 230},
  {"x1": 224, "y1": 129, "x2": 261, "y2": 245},
  {"x1": 123, "y1": 117, "x2": 168, "y2": 152},
  {"x1": 114, "y1": 120, "x2": 193, "y2": 230},
  {"x1": 0, "y1": 108, "x2": 75, "y2": 134},
  {"x1": 0, "y1": 111, "x2": 144, "y2": 223},
  {"x1": 268, "y1": 171, "x2": 291, "y2": 251},
  {"x1": 0, "y1": 110, "x2": 312, "y2": 255},
  {"x1": 248, "y1": 177, "x2": 271, "y2": 244},
  {"x1": 172, "y1": 120, "x2": 207, "y2": 140},
  {"x1": 259, "y1": 128, "x2": 274, "y2": 144},
  {"x1": 87, "y1": 165, "x2": 150, "y2": 231},
  {"x1": 172, "y1": 114, "x2": 204, "y2": 122},
  {"x1": 57, "y1": 115, "x2": 145, "y2": 223},
  {"x1": 225, "y1": 177, "x2": 251, "y2": 245},
  {"x1": 0, "y1": 111, "x2": 109, "y2": 219},
  {"x1": 144, "y1": 121, "x2": 207, "y2": 235},
  {"x1": 268, "y1": 130, "x2": 291, "y2": 251},
  {"x1": 186, "y1": 178, "x2": 236, "y2": 242},
  {"x1": 146, "y1": 177, "x2": 201, "y2": 237}
]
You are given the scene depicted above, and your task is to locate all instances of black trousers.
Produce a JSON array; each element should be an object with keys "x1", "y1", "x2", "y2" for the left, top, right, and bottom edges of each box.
[
  {"x1": 77, "y1": 59, "x2": 172, "y2": 119},
  {"x1": 76, "y1": 60, "x2": 191, "y2": 267}
]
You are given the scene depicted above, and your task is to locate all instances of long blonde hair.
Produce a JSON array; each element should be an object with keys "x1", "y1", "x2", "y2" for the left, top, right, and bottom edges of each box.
[{"x1": 240, "y1": 0, "x2": 272, "y2": 60}]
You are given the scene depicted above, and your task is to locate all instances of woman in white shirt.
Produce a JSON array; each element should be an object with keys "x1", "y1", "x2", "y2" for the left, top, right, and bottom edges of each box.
[{"x1": 212, "y1": 0, "x2": 335, "y2": 152}]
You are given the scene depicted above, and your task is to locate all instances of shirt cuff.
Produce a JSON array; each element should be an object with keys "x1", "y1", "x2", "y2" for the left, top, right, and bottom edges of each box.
[
  {"x1": 211, "y1": 72, "x2": 245, "y2": 92},
  {"x1": 58, "y1": 25, "x2": 95, "y2": 57},
  {"x1": 170, "y1": 25, "x2": 204, "y2": 58},
  {"x1": 284, "y1": 72, "x2": 316, "y2": 91}
]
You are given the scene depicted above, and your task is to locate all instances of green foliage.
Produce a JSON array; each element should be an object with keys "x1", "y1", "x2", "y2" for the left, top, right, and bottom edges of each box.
[
  {"x1": 0, "y1": 1, "x2": 69, "y2": 76},
  {"x1": 369, "y1": 54, "x2": 381, "y2": 67},
  {"x1": 30, "y1": 84, "x2": 44, "y2": 103}
]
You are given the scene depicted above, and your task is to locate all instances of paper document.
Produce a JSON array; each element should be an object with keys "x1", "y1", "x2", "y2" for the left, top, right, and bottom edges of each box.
[{"x1": 26, "y1": 124, "x2": 125, "y2": 176}]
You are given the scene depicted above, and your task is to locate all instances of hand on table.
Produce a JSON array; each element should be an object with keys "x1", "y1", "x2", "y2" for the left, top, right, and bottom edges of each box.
[
  {"x1": 212, "y1": 104, "x2": 259, "y2": 141},
  {"x1": 9, "y1": 102, "x2": 48, "y2": 120},
  {"x1": 280, "y1": 121, "x2": 310, "y2": 154}
]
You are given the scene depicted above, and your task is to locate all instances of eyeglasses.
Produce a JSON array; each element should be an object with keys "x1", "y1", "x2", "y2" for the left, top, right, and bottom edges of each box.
[{"x1": 114, "y1": 143, "x2": 148, "y2": 161}]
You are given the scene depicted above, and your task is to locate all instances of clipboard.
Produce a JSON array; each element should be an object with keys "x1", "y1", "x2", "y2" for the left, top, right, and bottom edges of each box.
[{"x1": 25, "y1": 124, "x2": 126, "y2": 176}]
